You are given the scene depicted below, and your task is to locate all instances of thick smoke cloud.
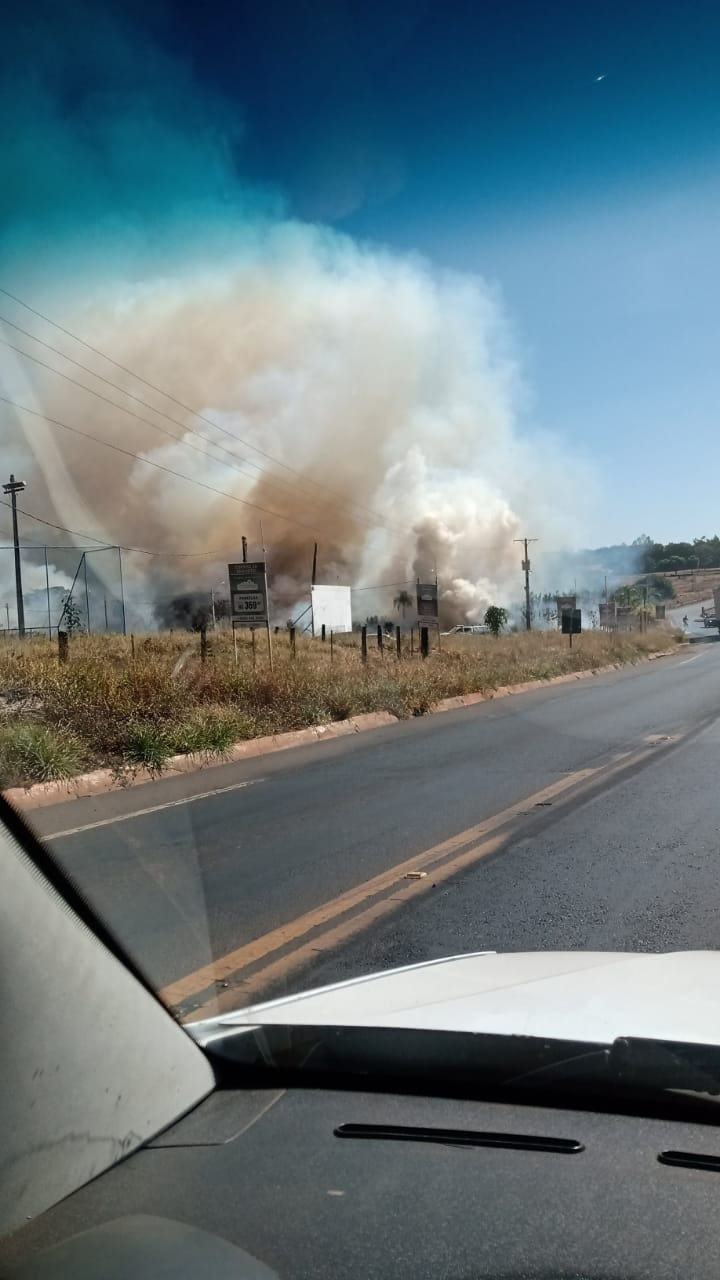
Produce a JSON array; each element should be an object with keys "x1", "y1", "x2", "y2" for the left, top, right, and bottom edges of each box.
[{"x1": 0, "y1": 2, "x2": 592, "y2": 628}]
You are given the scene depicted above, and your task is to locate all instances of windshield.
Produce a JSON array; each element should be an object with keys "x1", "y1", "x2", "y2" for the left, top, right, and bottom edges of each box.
[{"x1": 3, "y1": 0, "x2": 720, "y2": 1076}]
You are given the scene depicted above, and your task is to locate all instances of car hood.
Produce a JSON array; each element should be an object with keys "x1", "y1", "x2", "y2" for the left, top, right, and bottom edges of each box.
[{"x1": 190, "y1": 950, "x2": 720, "y2": 1047}]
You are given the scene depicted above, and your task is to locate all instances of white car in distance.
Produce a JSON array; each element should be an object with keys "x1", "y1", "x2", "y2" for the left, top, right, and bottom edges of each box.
[{"x1": 441, "y1": 623, "x2": 490, "y2": 636}]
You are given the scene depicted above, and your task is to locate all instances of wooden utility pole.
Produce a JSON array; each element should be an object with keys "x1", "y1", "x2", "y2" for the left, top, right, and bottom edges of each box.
[
  {"x1": 310, "y1": 542, "x2": 318, "y2": 639},
  {"x1": 3, "y1": 474, "x2": 26, "y2": 637},
  {"x1": 514, "y1": 536, "x2": 538, "y2": 631}
]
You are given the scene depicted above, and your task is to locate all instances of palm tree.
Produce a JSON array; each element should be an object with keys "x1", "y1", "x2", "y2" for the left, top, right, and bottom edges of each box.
[{"x1": 394, "y1": 590, "x2": 413, "y2": 620}]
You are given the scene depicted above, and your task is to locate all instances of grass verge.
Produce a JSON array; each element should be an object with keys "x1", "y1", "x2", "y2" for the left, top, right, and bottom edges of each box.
[{"x1": 0, "y1": 626, "x2": 681, "y2": 788}]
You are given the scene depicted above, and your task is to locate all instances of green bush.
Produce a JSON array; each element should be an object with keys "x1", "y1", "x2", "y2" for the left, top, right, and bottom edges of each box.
[{"x1": 0, "y1": 723, "x2": 87, "y2": 788}]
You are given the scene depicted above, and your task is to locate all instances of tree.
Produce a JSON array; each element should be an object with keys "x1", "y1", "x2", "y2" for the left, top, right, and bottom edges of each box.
[
  {"x1": 484, "y1": 605, "x2": 509, "y2": 637},
  {"x1": 393, "y1": 590, "x2": 413, "y2": 620},
  {"x1": 60, "y1": 593, "x2": 83, "y2": 634}
]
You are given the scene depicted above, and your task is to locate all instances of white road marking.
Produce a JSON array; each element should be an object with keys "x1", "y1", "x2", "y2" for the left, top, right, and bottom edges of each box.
[
  {"x1": 678, "y1": 653, "x2": 704, "y2": 665},
  {"x1": 43, "y1": 777, "x2": 265, "y2": 840}
]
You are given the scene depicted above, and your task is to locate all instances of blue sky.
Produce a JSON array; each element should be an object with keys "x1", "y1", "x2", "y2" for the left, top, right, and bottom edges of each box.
[{"x1": 168, "y1": 0, "x2": 720, "y2": 545}]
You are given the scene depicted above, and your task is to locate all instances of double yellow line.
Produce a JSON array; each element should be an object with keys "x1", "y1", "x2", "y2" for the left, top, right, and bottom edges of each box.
[{"x1": 161, "y1": 738, "x2": 676, "y2": 1021}]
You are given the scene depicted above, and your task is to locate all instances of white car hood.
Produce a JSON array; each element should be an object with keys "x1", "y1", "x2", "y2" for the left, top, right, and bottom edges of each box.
[{"x1": 193, "y1": 951, "x2": 720, "y2": 1047}]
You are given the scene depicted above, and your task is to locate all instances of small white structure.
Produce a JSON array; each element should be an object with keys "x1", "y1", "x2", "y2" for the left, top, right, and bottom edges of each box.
[{"x1": 311, "y1": 584, "x2": 352, "y2": 637}]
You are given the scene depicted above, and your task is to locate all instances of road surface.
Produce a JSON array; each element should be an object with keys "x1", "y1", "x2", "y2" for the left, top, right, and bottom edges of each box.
[
  {"x1": 24, "y1": 638, "x2": 720, "y2": 1018},
  {"x1": 668, "y1": 598, "x2": 713, "y2": 632}
]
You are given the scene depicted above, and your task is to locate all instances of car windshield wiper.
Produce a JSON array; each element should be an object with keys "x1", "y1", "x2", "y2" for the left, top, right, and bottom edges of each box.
[{"x1": 197, "y1": 1022, "x2": 720, "y2": 1109}]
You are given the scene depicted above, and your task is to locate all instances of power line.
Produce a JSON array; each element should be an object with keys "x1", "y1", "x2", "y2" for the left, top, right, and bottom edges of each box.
[
  {"x1": 0, "y1": 324, "x2": 408, "y2": 537},
  {"x1": 0, "y1": 285, "x2": 411, "y2": 534},
  {"x1": 0, "y1": 496, "x2": 251, "y2": 558},
  {"x1": 353, "y1": 580, "x2": 415, "y2": 591},
  {"x1": 1, "y1": 395, "x2": 343, "y2": 539}
]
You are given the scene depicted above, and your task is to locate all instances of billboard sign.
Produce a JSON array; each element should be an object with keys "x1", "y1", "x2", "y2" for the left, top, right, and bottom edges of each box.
[
  {"x1": 556, "y1": 595, "x2": 576, "y2": 627},
  {"x1": 416, "y1": 583, "x2": 438, "y2": 620},
  {"x1": 228, "y1": 561, "x2": 268, "y2": 627},
  {"x1": 311, "y1": 585, "x2": 352, "y2": 637},
  {"x1": 561, "y1": 607, "x2": 582, "y2": 635}
]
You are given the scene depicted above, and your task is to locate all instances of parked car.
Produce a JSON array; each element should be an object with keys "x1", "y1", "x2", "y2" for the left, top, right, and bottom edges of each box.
[{"x1": 441, "y1": 623, "x2": 490, "y2": 636}]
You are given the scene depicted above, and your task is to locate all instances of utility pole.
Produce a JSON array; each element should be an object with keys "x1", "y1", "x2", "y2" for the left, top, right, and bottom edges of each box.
[
  {"x1": 310, "y1": 542, "x2": 318, "y2": 638},
  {"x1": 3, "y1": 474, "x2": 26, "y2": 637},
  {"x1": 117, "y1": 548, "x2": 127, "y2": 636},
  {"x1": 44, "y1": 546, "x2": 52, "y2": 638},
  {"x1": 514, "y1": 537, "x2": 538, "y2": 631}
]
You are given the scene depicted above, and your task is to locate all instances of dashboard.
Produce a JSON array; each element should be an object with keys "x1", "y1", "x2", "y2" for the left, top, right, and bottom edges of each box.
[{"x1": 3, "y1": 1082, "x2": 720, "y2": 1278}]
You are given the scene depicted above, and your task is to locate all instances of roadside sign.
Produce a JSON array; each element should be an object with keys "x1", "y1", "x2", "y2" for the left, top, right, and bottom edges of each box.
[
  {"x1": 416, "y1": 583, "x2": 438, "y2": 619},
  {"x1": 556, "y1": 595, "x2": 576, "y2": 627},
  {"x1": 561, "y1": 607, "x2": 581, "y2": 635},
  {"x1": 228, "y1": 561, "x2": 268, "y2": 627}
]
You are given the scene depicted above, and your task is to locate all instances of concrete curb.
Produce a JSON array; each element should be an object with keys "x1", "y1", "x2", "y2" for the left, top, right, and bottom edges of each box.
[{"x1": 5, "y1": 646, "x2": 681, "y2": 813}]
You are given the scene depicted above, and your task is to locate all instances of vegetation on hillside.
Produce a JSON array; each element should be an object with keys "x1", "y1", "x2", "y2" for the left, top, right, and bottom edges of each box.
[{"x1": 633, "y1": 534, "x2": 720, "y2": 573}]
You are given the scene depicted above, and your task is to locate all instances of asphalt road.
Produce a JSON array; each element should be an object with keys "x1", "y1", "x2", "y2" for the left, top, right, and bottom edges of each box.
[{"x1": 25, "y1": 637, "x2": 720, "y2": 1016}]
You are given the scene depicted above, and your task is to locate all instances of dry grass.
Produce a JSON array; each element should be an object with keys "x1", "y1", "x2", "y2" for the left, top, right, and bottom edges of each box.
[{"x1": 0, "y1": 625, "x2": 680, "y2": 788}]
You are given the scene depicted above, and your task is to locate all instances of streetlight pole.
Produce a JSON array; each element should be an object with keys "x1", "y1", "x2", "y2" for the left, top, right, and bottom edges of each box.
[{"x1": 3, "y1": 474, "x2": 26, "y2": 637}]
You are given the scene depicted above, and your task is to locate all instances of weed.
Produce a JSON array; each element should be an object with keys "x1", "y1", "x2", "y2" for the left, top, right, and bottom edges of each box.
[
  {"x1": 0, "y1": 626, "x2": 680, "y2": 787},
  {"x1": 0, "y1": 723, "x2": 87, "y2": 788}
]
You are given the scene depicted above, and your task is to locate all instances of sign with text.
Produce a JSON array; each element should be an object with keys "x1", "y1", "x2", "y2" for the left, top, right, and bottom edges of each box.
[
  {"x1": 228, "y1": 561, "x2": 268, "y2": 627},
  {"x1": 416, "y1": 583, "x2": 438, "y2": 620}
]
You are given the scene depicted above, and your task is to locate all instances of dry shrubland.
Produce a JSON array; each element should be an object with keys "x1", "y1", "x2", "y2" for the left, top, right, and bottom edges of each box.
[{"x1": 0, "y1": 626, "x2": 680, "y2": 788}]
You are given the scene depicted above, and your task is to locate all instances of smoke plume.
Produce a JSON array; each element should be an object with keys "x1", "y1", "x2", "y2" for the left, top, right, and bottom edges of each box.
[{"x1": 0, "y1": 2, "x2": 593, "y2": 629}]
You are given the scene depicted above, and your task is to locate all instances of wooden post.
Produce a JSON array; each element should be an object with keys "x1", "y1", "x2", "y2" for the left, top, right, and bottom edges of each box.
[
  {"x1": 200, "y1": 624, "x2": 208, "y2": 663},
  {"x1": 330, "y1": 630, "x2": 334, "y2": 662},
  {"x1": 58, "y1": 630, "x2": 69, "y2": 664},
  {"x1": 290, "y1": 626, "x2": 296, "y2": 657},
  {"x1": 396, "y1": 625, "x2": 401, "y2": 658},
  {"x1": 252, "y1": 629, "x2": 257, "y2": 668},
  {"x1": 420, "y1": 625, "x2": 429, "y2": 658},
  {"x1": 361, "y1": 625, "x2": 368, "y2": 663},
  {"x1": 410, "y1": 627, "x2": 414, "y2": 656},
  {"x1": 377, "y1": 624, "x2": 383, "y2": 653},
  {"x1": 232, "y1": 622, "x2": 238, "y2": 665},
  {"x1": 130, "y1": 633, "x2": 135, "y2": 659},
  {"x1": 321, "y1": 623, "x2": 326, "y2": 642},
  {"x1": 266, "y1": 620, "x2": 274, "y2": 672}
]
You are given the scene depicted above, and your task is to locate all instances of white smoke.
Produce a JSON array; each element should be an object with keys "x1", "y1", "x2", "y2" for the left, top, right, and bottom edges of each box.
[{"x1": 0, "y1": 4, "x2": 595, "y2": 627}]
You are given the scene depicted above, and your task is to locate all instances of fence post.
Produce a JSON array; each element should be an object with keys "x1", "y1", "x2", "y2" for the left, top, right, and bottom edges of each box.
[
  {"x1": 58, "y1": 630, "x2": 69, "y2": 664},
  {"x1": 130, "y1": 633, "x2": 135, "y2": 660},
  {"x1": 377, "y1": 624, "x2": 383, "y2": 653},
  {"x1": 330, "y1": 630, "x2": 334, "y2": 662},
  {"x1": 290, "y1": 626, "x2": 296, "y2": 657},
  {"x1": 410, "y1": 627, "x2": 415, "y2": 656},
  {"x1": 321, "y1": 623, "x2": 326, "y2": 642},
  {"x1": 361, "y1": 625, "x2": 368, "y2": 663},
  {"x1": 200, "y1": 623, "x2": 208, "y2": 663},
  {"x1": 396, "y1": 625, "x2": 401, "y2": 658},
  {"x1": 420, "y1": 625, "x2": 429, "y2": 658}
]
